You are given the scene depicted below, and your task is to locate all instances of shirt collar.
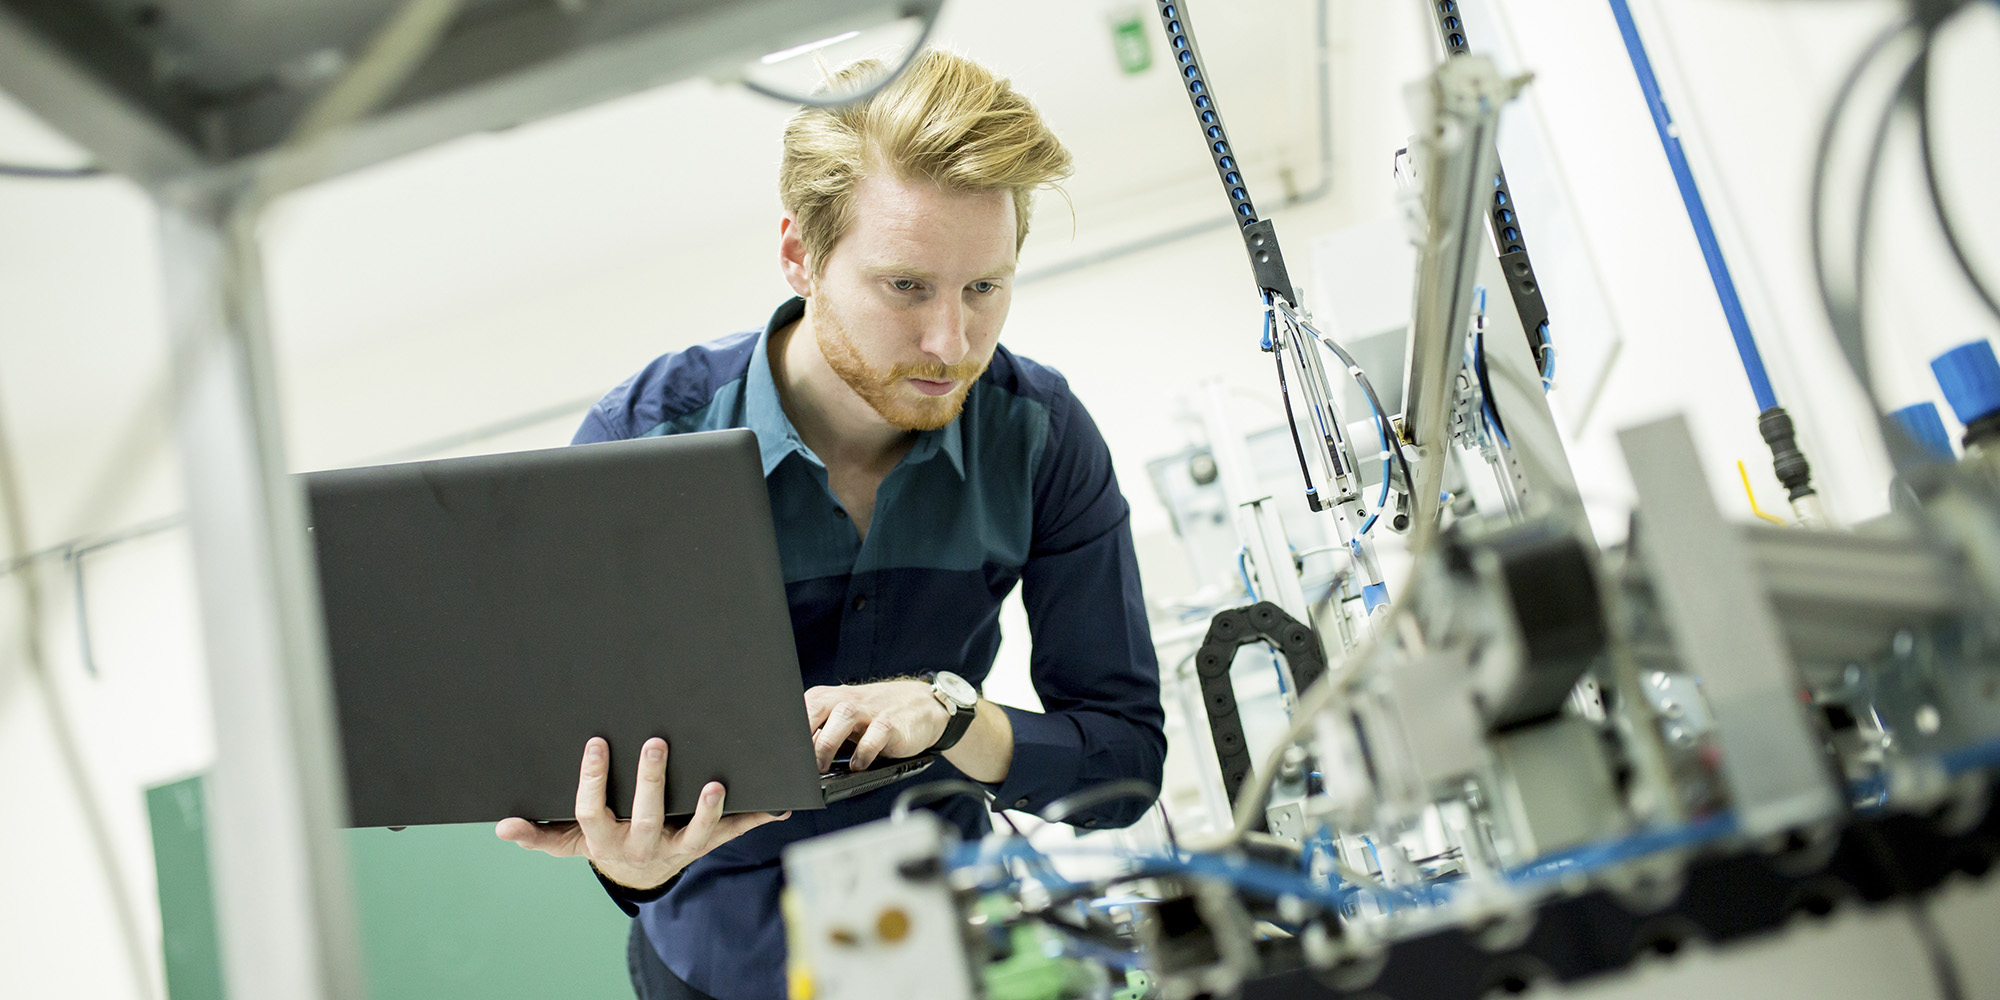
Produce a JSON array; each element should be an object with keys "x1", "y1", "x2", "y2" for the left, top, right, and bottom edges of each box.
[{"x1": 746, "y1": 297, "x2": 966, "y2": 481}]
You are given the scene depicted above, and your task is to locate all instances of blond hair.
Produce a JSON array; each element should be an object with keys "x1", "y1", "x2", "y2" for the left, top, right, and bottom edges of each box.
[{"x1": 779, "y1": 50, "x2": 1072, "y2": 276}]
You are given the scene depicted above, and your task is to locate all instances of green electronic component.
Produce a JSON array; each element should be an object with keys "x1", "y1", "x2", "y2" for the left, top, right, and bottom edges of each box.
[
  {"x1": 981, "y1": 922, "x2": 1071, "y2": 1000},
  {"x1": 1113, "y1": 969, "x2": 1154, "y2": 1000},
  {"x1": 1110, "y1": 14, "x2": 1152, "y2": 75}
]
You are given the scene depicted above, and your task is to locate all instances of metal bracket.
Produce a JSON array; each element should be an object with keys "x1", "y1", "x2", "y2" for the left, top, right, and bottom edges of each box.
[{"x1": 1617, "y1": 416, "x2": 1841, "y2": 835}]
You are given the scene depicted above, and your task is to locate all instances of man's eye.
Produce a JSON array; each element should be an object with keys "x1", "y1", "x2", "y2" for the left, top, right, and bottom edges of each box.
[
  {"x1": 970, "y1": 281, "x2": 996, "y2": 294},
  {"x1": 891, "y1": 279, "x2": 919, "y2": 292}
]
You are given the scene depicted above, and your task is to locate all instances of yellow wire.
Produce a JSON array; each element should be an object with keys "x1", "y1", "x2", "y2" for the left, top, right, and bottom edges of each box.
[{"x1": 1737, "y1": 460, "x2": 1788, "y2": 525}]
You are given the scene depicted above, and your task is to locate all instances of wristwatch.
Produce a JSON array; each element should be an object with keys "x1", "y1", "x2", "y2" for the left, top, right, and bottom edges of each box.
[{"x1": 926, "y1": 671, "x2": 979, "y2": 753}]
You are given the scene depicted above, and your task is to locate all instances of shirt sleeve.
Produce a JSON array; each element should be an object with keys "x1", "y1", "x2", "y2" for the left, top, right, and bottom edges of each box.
[
  {"x1": 987, "y1": 379, "x2": 1166, "y2": 830},
  {"x1": 592, "y1": 863, "x2": 679, "y2": 917},
  {"x1": 572, "y1": 404, "x2": 622, "y2": 445}
]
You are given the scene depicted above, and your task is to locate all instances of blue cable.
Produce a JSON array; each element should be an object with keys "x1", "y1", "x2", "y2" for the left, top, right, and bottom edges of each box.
[
  {"x1": 1228, "y1": 543, "x2": 1289, "y2": 694},
  {"x1": 1537, "y1": 321, "x2": 1555, "y2": 390},
  {"x1": 1473, "y1": 322, "x2": 1512, "y2": 450},
  {"x1": 1506, "y1": 812, "x2": 1738, "y2": 885},
  {"x1": 1606, "y1": 0, "x2": 1780, "y2": 413},
  {"x1": 1358, "y1": 397, "x2": 1392, "y2": 535},
  {"x1": 1942, "y1": 733, "x2": 2000, "y2": 779},
  {"x1": 1234, "y1": 547, "x2": 1296, "y2": 693},
  {"x1": 950, "y1": 811, "x2": 1754, "y2": 925}
]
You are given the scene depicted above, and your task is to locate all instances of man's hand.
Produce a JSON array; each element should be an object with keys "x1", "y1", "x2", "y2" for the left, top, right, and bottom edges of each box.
[
  {"x1": 495, "y1": 737, "x2": 788, "y2": 890},
  {"x1": 805, "y1": 680, "x2": 950, "y2": 772}
]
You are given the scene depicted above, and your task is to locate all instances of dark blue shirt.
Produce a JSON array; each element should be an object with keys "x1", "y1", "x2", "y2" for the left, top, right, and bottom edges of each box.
[{"x1": 574, "y1": 298, "x2": 1165, "y2": 999}]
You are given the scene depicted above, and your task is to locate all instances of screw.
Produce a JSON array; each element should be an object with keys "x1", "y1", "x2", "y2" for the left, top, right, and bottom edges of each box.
[{"x1": 1915, "y1": 705, "x2": 1941, "y2": 735}]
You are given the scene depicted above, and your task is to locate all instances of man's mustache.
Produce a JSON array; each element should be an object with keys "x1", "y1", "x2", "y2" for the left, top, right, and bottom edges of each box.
[{"x1": 882, "y1": 360, "x2": 985, "y2": 383}]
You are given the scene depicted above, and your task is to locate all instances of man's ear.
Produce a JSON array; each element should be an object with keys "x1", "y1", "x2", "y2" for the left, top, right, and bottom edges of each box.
[{"x1": 778, "y1": 214, "x2": 814, "y2": 298}]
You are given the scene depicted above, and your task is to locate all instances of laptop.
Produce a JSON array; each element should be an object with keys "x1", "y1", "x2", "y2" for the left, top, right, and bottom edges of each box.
[{"x1": 303, "y1": 427, "x2": 931, "y2": 828}]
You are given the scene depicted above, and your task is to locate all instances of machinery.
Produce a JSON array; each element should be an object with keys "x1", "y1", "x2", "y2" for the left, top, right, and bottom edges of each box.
[
  {"x1": 778, "y1": 2, "x2": 2000, "y2": 998},
  {"x1": 4, "y1": 0, "x2": 1992, "y2": 997}
]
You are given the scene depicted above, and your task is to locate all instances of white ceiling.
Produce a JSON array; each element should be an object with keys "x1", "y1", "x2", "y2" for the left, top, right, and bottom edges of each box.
[
  {"x1": 0, "y1": 0, "x2": 1341, "y2": 546},
  {"x1": 253, "y1": 0, "x2": 1327, "y2": 365}
]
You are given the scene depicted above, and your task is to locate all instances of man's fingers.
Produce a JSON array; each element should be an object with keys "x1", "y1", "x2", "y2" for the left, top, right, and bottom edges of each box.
[
  {"x1": 574, "y1": 737, "x2": 616, "y2": 841},
  {"x1": 804, "y1": 687, "x2": 836, "y2": 731},
  {"x1": 629, "y1": 738, "x2": 668, "y2": 838},
  {"x1": 849, "y1": 716, "x2": 894, "y2": 772},
  {"x1": 495, "y1": 818, "x2": 585, "y2": 857},
  {"x1": 673, "y1": 781, "x2": 727, "y2": 853},
  {"x1": 814, "y1": 703, "x2": 863, "y2": 771}
]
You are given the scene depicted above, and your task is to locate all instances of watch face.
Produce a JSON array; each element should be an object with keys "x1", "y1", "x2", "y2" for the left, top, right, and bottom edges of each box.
[{"x1": 934, "y1": 671, "x2": 977, "y2": 708}]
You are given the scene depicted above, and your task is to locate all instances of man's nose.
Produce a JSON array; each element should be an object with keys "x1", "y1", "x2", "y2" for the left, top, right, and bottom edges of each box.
[{"x1": 920, "y1": 298, "x2": 970, "y2": 367}]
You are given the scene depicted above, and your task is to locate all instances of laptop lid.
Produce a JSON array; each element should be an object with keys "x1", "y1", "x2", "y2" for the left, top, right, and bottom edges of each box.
[{"x1": 304, "y1": 428, "x2": 825, "y2": 827}]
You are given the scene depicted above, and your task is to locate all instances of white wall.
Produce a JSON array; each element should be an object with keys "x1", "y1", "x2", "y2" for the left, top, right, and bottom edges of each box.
[
  {"x1": 1473, "y1": 0, "x2": 2000, "y2": 533},
  {"x1": 4, "y1": 0, "x2": 1998, "y2": 996}
]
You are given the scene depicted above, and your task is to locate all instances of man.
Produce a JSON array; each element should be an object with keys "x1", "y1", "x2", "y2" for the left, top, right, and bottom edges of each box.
[{"x1": 496, "y1": 50, "x2": 1165, "y2": 1000}]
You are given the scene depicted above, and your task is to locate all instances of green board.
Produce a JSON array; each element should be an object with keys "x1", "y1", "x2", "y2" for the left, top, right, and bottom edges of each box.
[
  {"x1": 346, "y1": 823, "x2": 634, "y2": 1000},
  {"x1": 148, "y1": 777, "x2": 635, "y2": 1000},
  {"x1": 147, "y1": 778, "x2": 225, "y2": 1000}
]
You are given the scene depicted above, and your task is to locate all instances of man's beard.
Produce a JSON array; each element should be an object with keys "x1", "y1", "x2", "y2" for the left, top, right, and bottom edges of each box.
[{"x1": 811, "y1": 297, "x2": 987, "y2": 432}]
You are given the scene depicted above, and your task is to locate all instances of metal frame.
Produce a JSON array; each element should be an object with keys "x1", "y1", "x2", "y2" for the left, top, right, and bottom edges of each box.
[
  {"x1": 159, "y1": 176, "x2": 367, "y2": 1000},
  {"x1": 0, "y1": 0, "x2": 937, "y2": 188},
  {"x1": 1617, "y1": 416, "x2": 1841, "y2": 835},
  {"x1": 1401, "y1": 54, "x2": 1518, "y2": 549}
]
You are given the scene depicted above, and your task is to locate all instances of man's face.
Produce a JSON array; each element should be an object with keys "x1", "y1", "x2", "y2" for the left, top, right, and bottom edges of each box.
[{"x1": 804, "y1": 172, "x2": 1017, "y2": 432}]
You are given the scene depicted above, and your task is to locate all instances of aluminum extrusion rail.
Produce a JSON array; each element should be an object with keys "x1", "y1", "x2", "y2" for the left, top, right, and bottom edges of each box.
[{"x1": 1426, "y1": 0, "x2": 1555, "y2": 383}]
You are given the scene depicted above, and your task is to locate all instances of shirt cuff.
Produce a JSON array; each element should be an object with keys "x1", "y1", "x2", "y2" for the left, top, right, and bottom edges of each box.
[
  {"x1": 592, "y1": 862, "x2": 679, "y2": 917},
  {"x1": 986, "y1": 705, "x2": 1084, "y2": 813}
]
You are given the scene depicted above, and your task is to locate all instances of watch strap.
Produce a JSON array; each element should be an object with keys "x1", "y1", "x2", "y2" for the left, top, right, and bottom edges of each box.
[{"x1": 929, "y1": 703, "x2": 976, "y2": 753}]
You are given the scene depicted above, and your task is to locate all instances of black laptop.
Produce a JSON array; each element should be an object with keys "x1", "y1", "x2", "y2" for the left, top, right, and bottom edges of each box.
[{"x1": 303, "y1": 428, "x2": 930, "y2": 828}]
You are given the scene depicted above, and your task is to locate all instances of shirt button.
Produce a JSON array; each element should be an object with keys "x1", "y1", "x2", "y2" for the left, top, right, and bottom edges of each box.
[
  {"x1": 1083, "y1": 818, "x2": 1099, "y2": 829},
  {"x1": 833, "y1": 507, "x2": 848, "y2": 519},
  {"x1": 1014, "y1": 798, "x2": 1029, "y2": 809},
  {"x1": 851, "y1": 595, "x2": 867, "y2": 611}
]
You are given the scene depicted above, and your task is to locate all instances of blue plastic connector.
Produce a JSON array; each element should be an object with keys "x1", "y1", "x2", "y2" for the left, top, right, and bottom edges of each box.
[
  {"x1": 1888, "y1": 402, "x2": 1954, "y2": 463},
  {"x1": 1931, "y1": 340, "x2": 2000, "y2": 427}
]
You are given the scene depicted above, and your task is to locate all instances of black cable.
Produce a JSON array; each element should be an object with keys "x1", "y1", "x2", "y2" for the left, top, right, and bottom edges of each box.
[
  {"x1": 1808, "y1": 18, "x2": 1918, "y2": 409},
  {"x1": 1909, "y1": 899, "x2": 1967, "y2": 1000},
  {"x1": 1851, "y1": 823, "x2": 1966, "y2": 1000},
  {"x1": 1274, "y1": 343, "x2": 1325, "y2": 512},
  {"x1": 1472, "y1": 323, "x2": 1510, "y2": 449},
  {"x1": 1914, "y1": 34, "x2": 2000, "y2": 325},
  {"x1": 891, "y1": 780, "x2": 995, "y2": 822},
  {"x1": 1040, "y1": 779, "x2": 1160, "y2": 826},
  {"x1": 1311, "y1": 329, "x2": 1417, "y2": 507},
  {"x1": 0, "y1": 163, "x2": 104, "y2": 179},
  {"x1": 1852, "y1": 58, "x2": 1922, "y2": 374}
]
